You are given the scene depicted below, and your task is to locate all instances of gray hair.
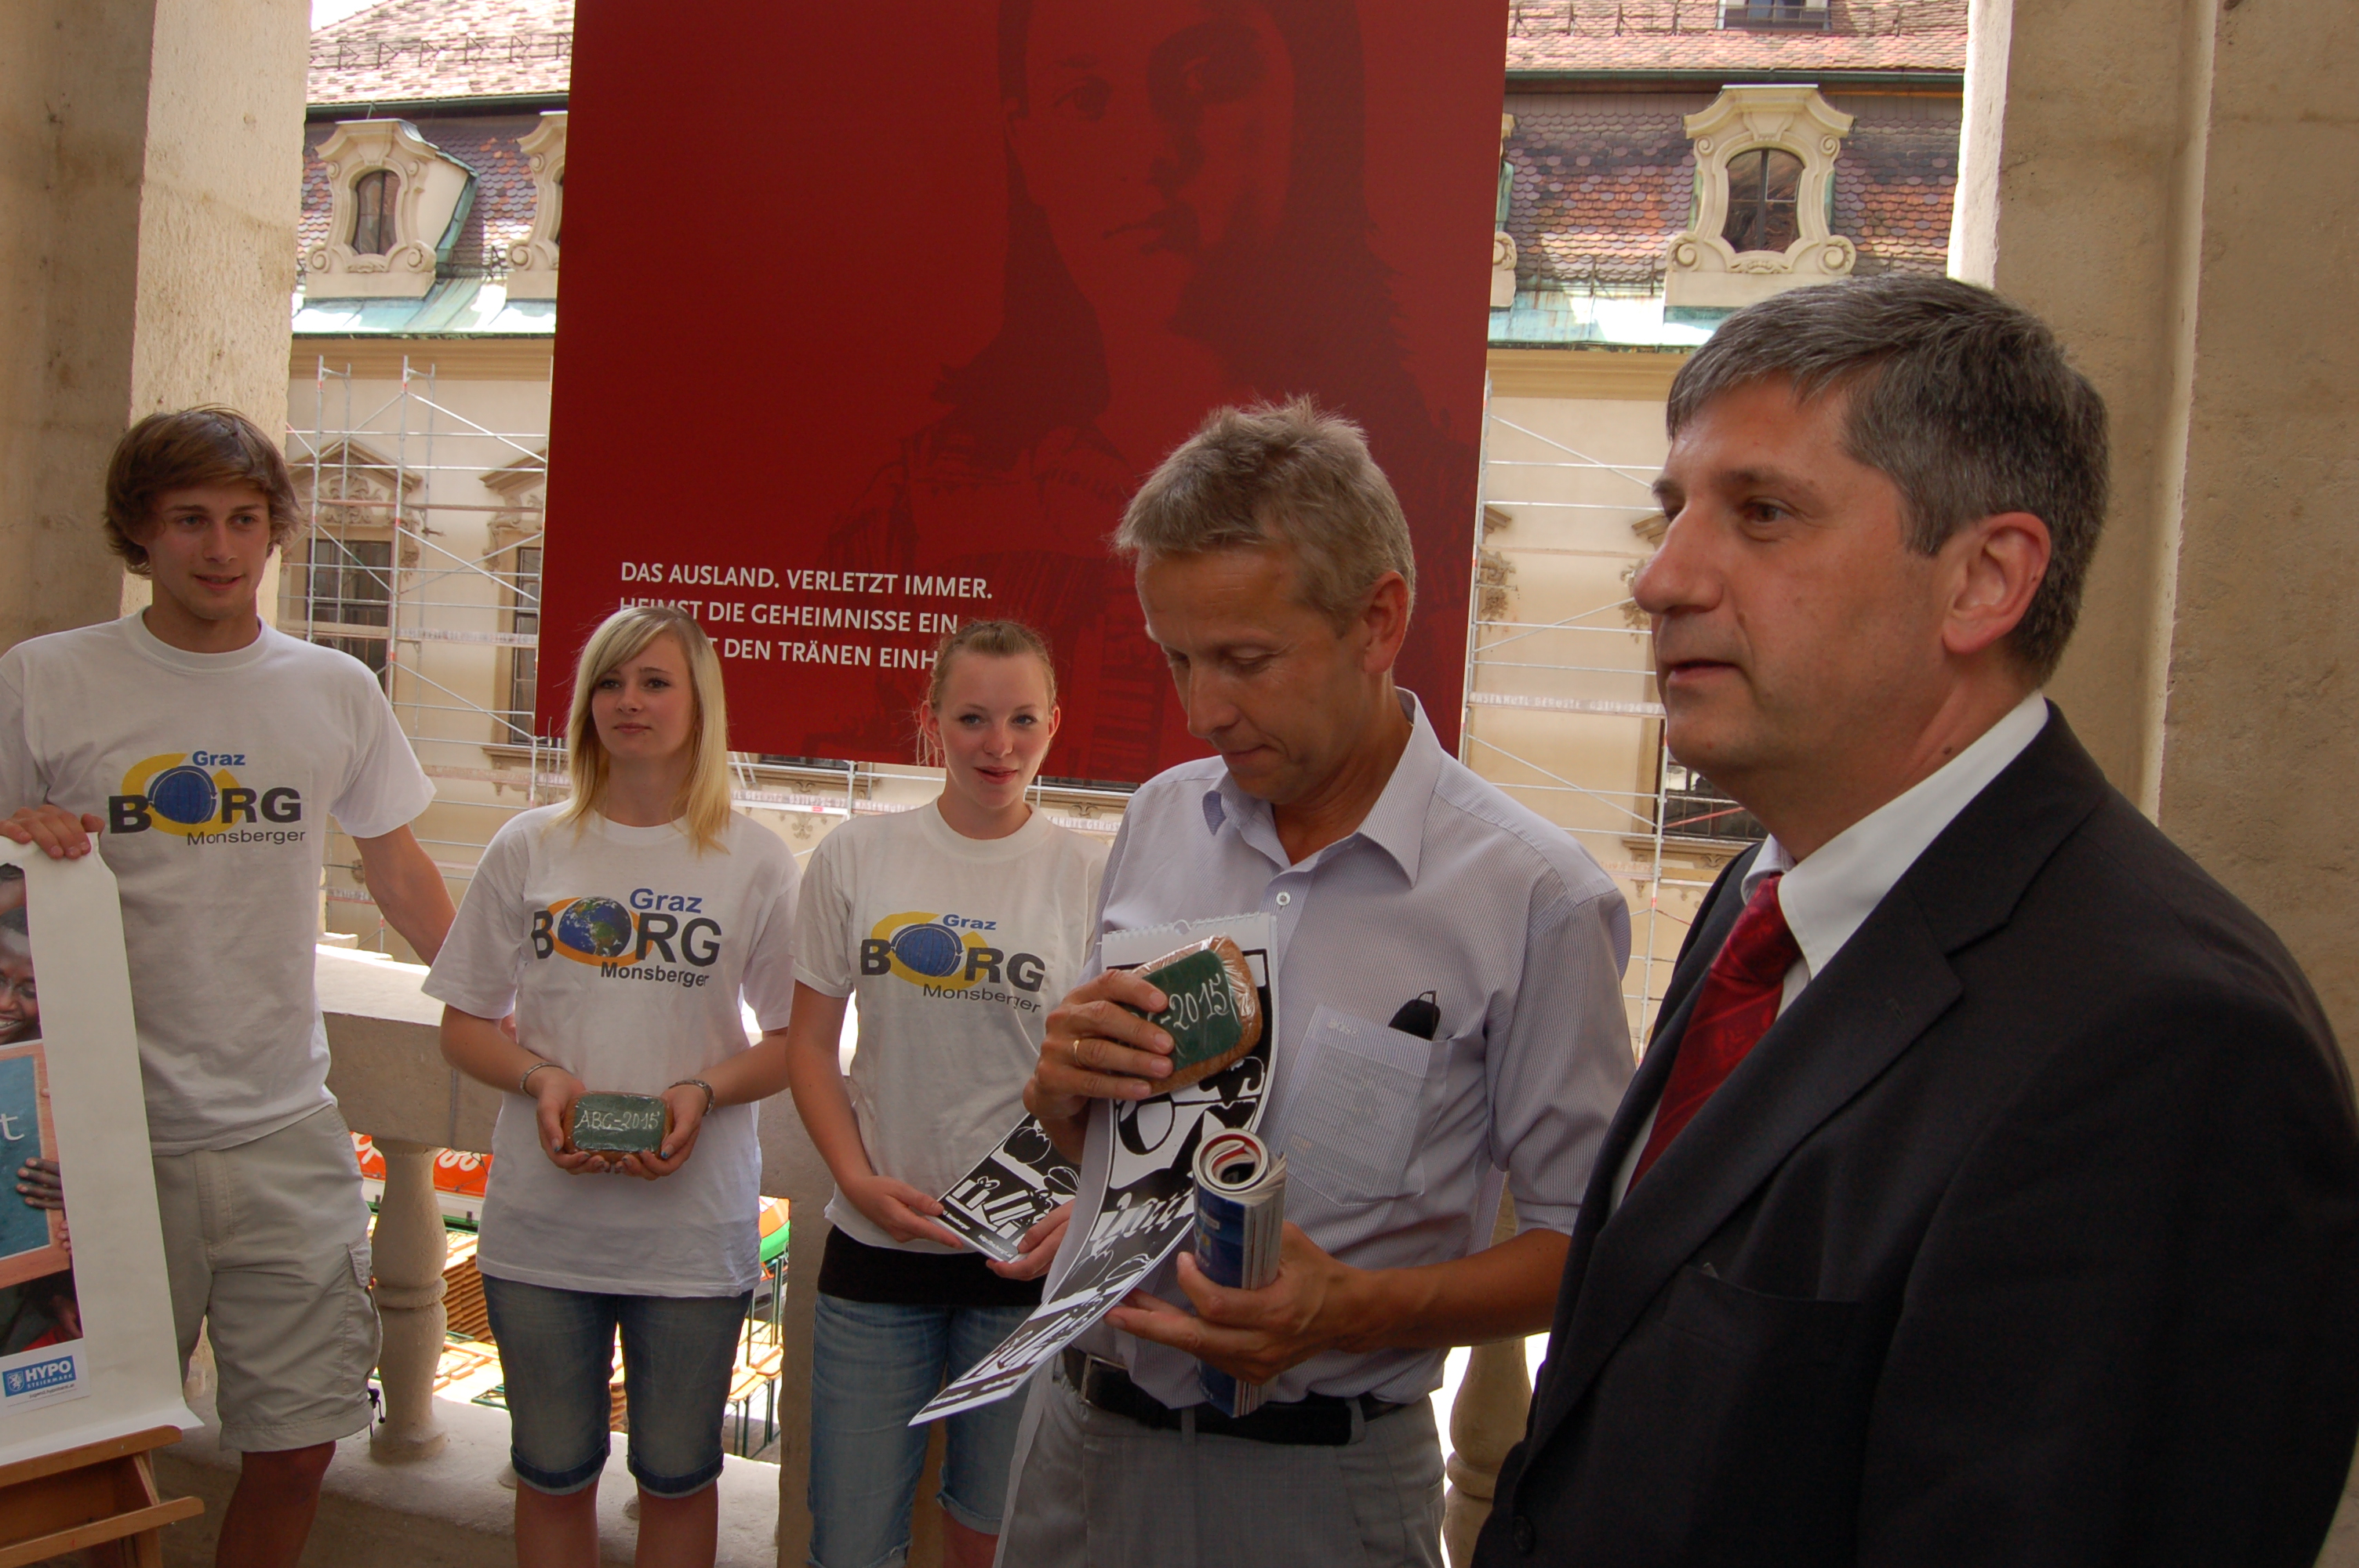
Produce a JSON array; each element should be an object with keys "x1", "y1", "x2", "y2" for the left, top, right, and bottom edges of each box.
[
  {"x1": 1666, "y1": 275, "x2": 2108, "y2": 681},
  {"x1": 1115, "y1": 398, "x2": 1417, "y2": 627}
]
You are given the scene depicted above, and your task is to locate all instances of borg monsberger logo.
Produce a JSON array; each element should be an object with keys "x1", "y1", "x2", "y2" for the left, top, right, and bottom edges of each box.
[
  {"x1": 109, "y1": 751, "x2": 304, "y2": 844},
  {"x1": 533, "y1": 888, "x2": 721, "y2": 987},
  {"x1": 861, "y1": 911, "x2": 1046, "y2": 994}
]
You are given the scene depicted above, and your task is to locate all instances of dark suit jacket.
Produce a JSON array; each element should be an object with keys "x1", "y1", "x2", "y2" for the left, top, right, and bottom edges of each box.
[{"x1": 1475, "y1": 708, "x2": 2359, "y2": 1567}]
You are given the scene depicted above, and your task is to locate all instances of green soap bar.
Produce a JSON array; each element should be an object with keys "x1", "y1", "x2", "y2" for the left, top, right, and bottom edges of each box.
[
  {"x1": 1141, "y1": 948, "x2": 1249, "y2": 1076},
  {"x1": 569, "y1": 1092, "x2": 668, "y2": 1154}
]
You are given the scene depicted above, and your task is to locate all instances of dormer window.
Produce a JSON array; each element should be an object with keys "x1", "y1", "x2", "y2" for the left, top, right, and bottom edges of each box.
[
  {"x1": 351, "y1": 169, "x2": 399, "y2": 256},
  {"x1": 1664, "y1": 85, "x2": 1856, "y2": 311},
  {"x1": 1721, "y1": 148, "x2": 1803, "y2": 255},
  {"x1": 304, "y1": 119, "x2": 474, "y2": 300}
]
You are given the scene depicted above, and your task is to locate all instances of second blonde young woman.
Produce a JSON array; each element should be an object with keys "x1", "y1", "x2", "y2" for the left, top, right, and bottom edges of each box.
[
  {"x1": 427, "y1": 606, "x2": 798, "y2": 1568},
  {"x1": 786, "y1": 621, "x2": 1106, "y2": 1568}
]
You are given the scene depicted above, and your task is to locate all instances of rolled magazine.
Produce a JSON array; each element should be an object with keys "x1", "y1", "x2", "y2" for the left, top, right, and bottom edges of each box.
[{"x1": 1191, "y1": 1128, "x2": 1285, "y2": 1417}]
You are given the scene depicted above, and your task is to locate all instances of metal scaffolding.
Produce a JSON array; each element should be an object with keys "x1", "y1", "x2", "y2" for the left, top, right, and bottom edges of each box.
[{"x1": 1465, "y1": 392, "x2": 1764, "y2": 1047}]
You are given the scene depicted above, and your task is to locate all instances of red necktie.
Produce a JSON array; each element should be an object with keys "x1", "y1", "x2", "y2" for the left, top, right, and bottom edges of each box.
[{"x1": 1629, "y1": 872, "x2": 1800, "y2": 1186}]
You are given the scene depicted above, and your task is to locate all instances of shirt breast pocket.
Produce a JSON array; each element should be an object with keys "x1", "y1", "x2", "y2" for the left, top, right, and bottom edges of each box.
[{"x1": 1280, "y1": 1004, "x2": 1449, "y2": 1207}]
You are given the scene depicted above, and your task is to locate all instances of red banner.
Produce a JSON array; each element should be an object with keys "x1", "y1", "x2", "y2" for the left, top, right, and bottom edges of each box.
[{"x1": 544, "y1": 0, "x2": 1508, "y2": 782}]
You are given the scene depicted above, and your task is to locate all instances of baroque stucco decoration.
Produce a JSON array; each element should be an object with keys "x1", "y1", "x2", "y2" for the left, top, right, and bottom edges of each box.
[
  {"x1": 503, "y1": 113, "x2": 566, "y2": 301},
  {"x1": 1492, "y1": 113, "x2": 1519, "y2": 310},
  {"x1": 304, "y1": 119, "x2": 475, "y2": 300},
  {"x1": 482, "y1": 448, "x2": 549, "y2": 553},
  {"x1": 1664, "y1": 85, "x2": 1855, "y2": 310}
]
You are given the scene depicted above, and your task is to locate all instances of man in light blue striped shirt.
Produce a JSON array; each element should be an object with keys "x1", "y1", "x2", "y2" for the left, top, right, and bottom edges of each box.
[{"x1": 1001, "y1": 399, "x2": 1634, "y2": 1567}]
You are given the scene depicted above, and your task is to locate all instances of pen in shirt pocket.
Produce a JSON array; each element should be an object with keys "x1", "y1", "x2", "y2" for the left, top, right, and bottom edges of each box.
[{"x1": 1387, "y1": 992, "x2": 1440, "y2": 1041}]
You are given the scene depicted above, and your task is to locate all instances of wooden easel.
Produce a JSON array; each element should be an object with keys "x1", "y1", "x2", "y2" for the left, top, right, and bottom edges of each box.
[{"x1": 0, "y1": 1425, "x2": 202, "y2": 1566}]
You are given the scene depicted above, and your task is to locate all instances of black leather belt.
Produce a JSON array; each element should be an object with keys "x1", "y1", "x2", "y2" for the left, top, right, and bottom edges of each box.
[{"x1": 1059, "y1": 1348, "x2": 1405, "y2": 1446}]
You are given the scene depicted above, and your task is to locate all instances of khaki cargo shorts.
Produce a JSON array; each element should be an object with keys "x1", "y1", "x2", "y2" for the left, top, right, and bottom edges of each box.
[{"x1": 154, "y1": 1104, "x2": 380, "y2": 1454}]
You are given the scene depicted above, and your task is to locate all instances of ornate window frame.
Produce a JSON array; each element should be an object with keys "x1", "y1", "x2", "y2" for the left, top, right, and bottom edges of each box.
[
  {"x1": 484, "y1": 451, "x2": 550, "y2": 744},
  {"x1": 1492, "y1": 113, "x2": 1519, "y2": 310},
  {"x1": 304, "y1": 119, "x2": 475, "y2": 300},
  {"x1": 1664, "y1": 85, "x2": 1856, "y2": 310},
  {"x1": 504, "y1": 112, "x2": 567, "y2": 301}
]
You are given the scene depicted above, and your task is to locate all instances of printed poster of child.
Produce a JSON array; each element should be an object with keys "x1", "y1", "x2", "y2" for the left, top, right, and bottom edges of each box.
[{"x1": 0, "y1": 862, "x2": 80, "y2": 1357}]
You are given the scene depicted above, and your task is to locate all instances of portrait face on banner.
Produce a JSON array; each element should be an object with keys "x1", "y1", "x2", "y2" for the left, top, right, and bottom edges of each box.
[{"x1": 541, "y1": 0, "x2": 1508, "y2": 783}]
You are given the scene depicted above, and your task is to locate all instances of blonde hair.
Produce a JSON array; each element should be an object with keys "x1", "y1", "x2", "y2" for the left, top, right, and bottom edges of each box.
[
  {"x1": 915, "y1": 619, "x2": 1057, "y2": 768},
  {"x1": 559, "y1": 606, "x2": 734, "y2": 853}
]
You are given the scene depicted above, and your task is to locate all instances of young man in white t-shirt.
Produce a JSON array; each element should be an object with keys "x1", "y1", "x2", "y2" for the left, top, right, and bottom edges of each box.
[{"x1": 0, "y1": 408, "x2": 455, "y2": 1568}]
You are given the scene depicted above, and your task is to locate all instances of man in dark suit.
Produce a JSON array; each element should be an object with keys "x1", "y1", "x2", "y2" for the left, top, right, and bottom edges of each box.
[{"x1": 1475, "y1": 275, "x2": 2359, "y2": 1567}]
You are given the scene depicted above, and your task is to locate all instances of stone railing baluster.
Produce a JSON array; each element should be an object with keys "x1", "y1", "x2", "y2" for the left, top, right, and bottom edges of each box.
[
  {"x1": 1442, "y1": 1199, "x2": 1534, "y2": 1566},
  {"x1": 368, "y1": 1138, "x2": 449, "y2": 1461}
]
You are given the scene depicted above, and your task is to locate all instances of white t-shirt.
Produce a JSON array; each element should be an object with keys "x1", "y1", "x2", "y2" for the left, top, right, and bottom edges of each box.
[
  {"x1": 424, "y1": 805, "x2": 798, "y2": 1298},
  {"x1": 0, "y1": 613, "x2": 434, "y2": 1155},
  {"x1": 796, "y1": 803, "x2": 1106, "y2": 1252}
]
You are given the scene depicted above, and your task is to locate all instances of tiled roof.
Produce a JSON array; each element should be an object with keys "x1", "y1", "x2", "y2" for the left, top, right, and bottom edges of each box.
[
  {"x1": 1830, "y1": 97, "x2": 1958, "y2": 274},
  {"x1": 309, "y1": 0, "x2": 572, "y2": 106},
  {"x1": 298, "y1": 111, "x2": 545, "y2": 277},
  {"x1": 1507, "y1": 93, "x2": 1707, "y2": 289},
  {"x1": 1507, "y1": 0, "x2": 1967, "y2": 75},
  {"x1": 1503, "y1": 89, "x2": 1958, "y2": 292}
]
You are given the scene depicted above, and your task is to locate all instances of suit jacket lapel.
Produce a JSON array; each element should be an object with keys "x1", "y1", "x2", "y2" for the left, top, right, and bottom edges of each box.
[{"x1": 1525, "y1": 706, "x2": 2115, "y2": 1449}]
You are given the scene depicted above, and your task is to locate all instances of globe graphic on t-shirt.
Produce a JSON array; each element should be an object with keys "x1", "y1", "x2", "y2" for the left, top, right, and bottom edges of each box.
[
  {"x1": 557, "y1": 897, "x2": 635, "y2": 959},
  {"x1": 146, "y1": 763, "x2": 219, "y2": 827},
  {"x1": 889, "y1": 922, "x2": 965, "y2": 978}
]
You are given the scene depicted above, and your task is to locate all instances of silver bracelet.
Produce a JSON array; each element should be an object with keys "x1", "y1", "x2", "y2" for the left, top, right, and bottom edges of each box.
[
  {"x1": 671, "y1": 1077, "x2": 717, "y2": 1116},
  {"x1": 518, "y1": 1061, "x2": 560, "y2": 1095}
]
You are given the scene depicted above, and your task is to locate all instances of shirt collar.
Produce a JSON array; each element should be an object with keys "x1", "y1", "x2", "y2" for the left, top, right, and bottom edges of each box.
[
  {"x1": 1199, "y1": 689, "x2": 1444, "y2": 882},
  {"x1": 1744, "y1": 690, "x2": 2050, "y2": 980}
]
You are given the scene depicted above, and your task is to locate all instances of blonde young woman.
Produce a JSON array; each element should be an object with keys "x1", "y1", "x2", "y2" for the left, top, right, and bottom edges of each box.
[
  {"x1": 427, "y1": 606, "x2": 799, "y2": 1568},
  {"x1": 787, "y1": 621, "x2": 1106, "y2": 1568}
]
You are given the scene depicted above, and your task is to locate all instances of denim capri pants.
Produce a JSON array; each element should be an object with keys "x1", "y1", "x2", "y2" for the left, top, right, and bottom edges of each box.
[
  {"x1": 481, "y1": 1274, "x2": 752, "y2": 1498},
  {"x1": 808, "y1": 1294, "x2": 1034, "y2": 1568}
]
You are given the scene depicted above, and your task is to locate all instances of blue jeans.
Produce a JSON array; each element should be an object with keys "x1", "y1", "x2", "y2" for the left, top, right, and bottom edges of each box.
[
  {"x1": 808, "y1": 1294, "x2": 1034, "y2": 1568},
  {"x1": 481, "y1": 1274, "x2": 751, "y2": 1499}
]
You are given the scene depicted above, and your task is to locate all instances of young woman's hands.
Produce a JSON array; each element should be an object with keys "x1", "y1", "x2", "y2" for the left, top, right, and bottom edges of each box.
[
  {"x1": 840, "y1": 1171, "x2": 965, "y2": 1248},
  {"x1": 617, "y1": 1081, "x2": 711, "y2": 1181},
  {"x1": 529, "y1": 1066, "x2": 605, "y2": 1174}
]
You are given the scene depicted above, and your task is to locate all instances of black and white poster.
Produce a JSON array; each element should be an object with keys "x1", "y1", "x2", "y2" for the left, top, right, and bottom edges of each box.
[
  {"x1": 914, "y1": 913, "x2": 1274, "y2": 1421},
  {"x1": 934, "y1": 1115, "x2": 1079, "y2": 1265}
]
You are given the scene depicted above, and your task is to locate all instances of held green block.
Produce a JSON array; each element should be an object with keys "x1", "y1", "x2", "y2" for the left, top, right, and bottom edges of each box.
[
  {"x1": 569, "y1": 1092, "x2": 670, "y2": 1155},
  {"x1": 1132, "y1": 936, "x2": 1263, "y2": 1093}
]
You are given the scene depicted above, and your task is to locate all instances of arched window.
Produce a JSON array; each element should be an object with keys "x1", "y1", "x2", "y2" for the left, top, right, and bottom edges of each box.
[
  {"x1": 1721, "y1": 148, "x2": 1803, "y2": 254},
  {"x1": 351, "y1": 169, "x2": 399, "y2": 256}
]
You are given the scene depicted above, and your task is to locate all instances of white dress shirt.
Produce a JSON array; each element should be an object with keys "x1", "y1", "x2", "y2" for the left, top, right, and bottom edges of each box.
[
  {"x1": 1611, "y1": 691, "x2": 2050, "y2": 1207},
  {"x1": 1075, "y1": 692, "x2": 1635, "y2": 1406}
]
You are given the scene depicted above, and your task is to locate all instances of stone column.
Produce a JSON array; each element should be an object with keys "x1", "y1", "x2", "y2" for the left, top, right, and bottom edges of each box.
[
  {"x1": 1956, "y1": 0, "x2": 2359, "y2": 1554},
  {"x1": 369, "y1": 1138, "x2": 449, "y2": 1461},
  {"x1": 0, "y1": 0, "x2": 307, "y2": 654},
  {"x1": 1443, "y1": 1199, "x2": 1531, "y2": 1564}
]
